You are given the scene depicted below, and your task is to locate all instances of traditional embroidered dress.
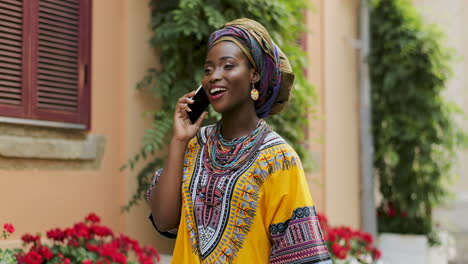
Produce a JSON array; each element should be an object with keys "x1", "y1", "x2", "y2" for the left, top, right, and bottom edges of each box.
[{"x1": 147, "y1": 124, "x2": 331, "y2": 264}]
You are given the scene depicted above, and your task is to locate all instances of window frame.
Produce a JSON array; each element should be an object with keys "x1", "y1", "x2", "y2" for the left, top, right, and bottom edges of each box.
[{"x1": 0, "y1": 0, "x2": 92, "y2": 130}]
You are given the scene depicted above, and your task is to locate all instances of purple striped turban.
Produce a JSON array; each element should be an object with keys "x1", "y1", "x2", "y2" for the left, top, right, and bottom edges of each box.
[{"x1": 208, "y1": 18, "x2": 295, "y2": 118}]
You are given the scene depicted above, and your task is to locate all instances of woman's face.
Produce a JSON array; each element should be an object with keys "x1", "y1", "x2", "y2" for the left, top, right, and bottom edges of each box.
[{"x1": 202, "y1": 41, "x2": 259, "y2": 115}]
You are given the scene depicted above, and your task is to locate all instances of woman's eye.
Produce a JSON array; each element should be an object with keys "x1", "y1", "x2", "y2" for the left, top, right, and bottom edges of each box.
[
  {"x1": 224, "y1": 64, "x2": 234, "y2": 70},
  {"x1": 204, "y1": 68, "x2": 212, "y2": 74}
]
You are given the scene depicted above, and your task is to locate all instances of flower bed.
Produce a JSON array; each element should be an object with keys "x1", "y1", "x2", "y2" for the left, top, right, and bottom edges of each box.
[
  {"x1": 318, "y1": 213, "x2": 381, "y2": 263},
  {"x1": 1, "y1": 213, "x2": 160, "y2": 264}
]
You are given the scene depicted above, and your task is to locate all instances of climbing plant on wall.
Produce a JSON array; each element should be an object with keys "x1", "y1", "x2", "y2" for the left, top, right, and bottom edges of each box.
[
  {"x1": 121, "y1": 0, "x2": 315, "y2": 211},
  {"x1": 369, "y1": 0, "x2": 467, "y2": 244}
]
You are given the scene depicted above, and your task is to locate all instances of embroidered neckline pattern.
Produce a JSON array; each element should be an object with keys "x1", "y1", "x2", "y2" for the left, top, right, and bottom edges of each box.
[
  {"x1": 203, "y1": 119, "x2": 271, "y2": 177},
  {"x1": 182, "y1": 125, "x2": 299, "y2": 263},
  {"x1": 197, "y1": 120, "x2": 271, "y2": 210}
]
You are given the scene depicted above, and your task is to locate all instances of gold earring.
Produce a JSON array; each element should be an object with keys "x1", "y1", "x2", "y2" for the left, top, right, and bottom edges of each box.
[{"x1": 250, "y1": 83, "x2": 259, "y2": 101}]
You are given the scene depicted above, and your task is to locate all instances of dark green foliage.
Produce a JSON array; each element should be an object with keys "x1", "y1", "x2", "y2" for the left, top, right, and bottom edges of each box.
[
  {"x1": 122, "y1": 0, "x2": 315, "y2": 211},
  {"x1": 369, "y1": 0, "x2": 467, "y2": 244}
]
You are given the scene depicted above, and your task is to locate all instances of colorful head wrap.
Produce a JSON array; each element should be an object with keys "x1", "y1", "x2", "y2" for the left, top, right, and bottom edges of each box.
[{"x1": 208, "y1": 18, "x2": 295, "y2": 118}]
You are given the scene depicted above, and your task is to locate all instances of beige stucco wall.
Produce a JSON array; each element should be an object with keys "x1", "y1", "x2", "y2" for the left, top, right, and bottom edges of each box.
[
  {"x1": 122, "y1": 0, "x2": 175, "y2": 254},
  {"x1": 0, "y1": 0, "x2": 128, "y2": 243},
  {"x1": 307, "y1": 0, "x2": 361, "y2": 228},
  {"x1": 306, "y1": 0, "x2": 326, "y2": 214}
]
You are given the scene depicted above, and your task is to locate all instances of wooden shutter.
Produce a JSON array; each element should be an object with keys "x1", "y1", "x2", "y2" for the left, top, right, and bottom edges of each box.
[
  {"x1": 0, "y1": 0, "x2": 91, "y2": 129},
  {"x1": 0, "y1": 0, "x2": 28, "y2": 117},
  {"x1": 33, "y1": 0, "x2": 91, "y2": 127}
]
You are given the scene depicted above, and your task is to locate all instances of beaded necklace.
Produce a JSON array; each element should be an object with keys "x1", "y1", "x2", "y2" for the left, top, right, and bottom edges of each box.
[{"x1": 197, "y1": 119, "x2": 271, "y2": 208}]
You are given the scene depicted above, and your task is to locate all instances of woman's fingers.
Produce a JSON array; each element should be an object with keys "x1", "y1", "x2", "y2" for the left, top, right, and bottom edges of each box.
[
  {"x1": 176, "y1": 103, "x2": 191, "y2": 113},
  {"x1": 178, "y1": 96, "x2": 194, "y2": 104},
  {"x1": 174, "y1": 90, "x2": 200, "y2": 120}
]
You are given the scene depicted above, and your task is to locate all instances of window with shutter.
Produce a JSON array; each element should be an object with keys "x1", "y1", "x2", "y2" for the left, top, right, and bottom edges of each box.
[
  {"x1": 0, "y1": 0, "x2": 26, "y2": 116},
  {"x1": 0, "y1": 0, "x2": 91, "y2": 129}
]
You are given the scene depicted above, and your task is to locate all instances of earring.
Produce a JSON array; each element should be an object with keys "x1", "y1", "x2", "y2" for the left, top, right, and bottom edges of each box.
[{"x1": 250, "y1": 83, "x2": 259, "y2": 101}]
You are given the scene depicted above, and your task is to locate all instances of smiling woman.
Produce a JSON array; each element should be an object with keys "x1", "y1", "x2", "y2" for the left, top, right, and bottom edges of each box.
[
  {"x1": 202, "y1": 41, "x2": 259, "y2": 133},
  {"x1": 146, "y1": 18, "x2": 331, "y2": 264}
]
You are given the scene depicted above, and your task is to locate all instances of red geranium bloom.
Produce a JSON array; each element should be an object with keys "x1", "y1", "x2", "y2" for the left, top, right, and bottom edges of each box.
[
  {"x1": 401, "y1": 211, "x2": 408, "y2": 218},
  {"x1": 331, "y1": 243, "x2": 348, "y2": 259},
  {"x1": 46, "y1": 228, "x2": 66, "y2": 242},
  {"x1": 85, "y1": 213, "x2": 101, "y2": 223},
  {"x1": 38, "y1": 246, "x2": 53, "y2": 260},
  {"x1": 21, "y1": 233, "x2": 40, "y2": 244},
  {"x1": 82, "y1": 260, "x2": 93, "y2": 264},
  {"x1": 373, "y1": 247, "x2": 382, "y2": 260},
  {"x1": 17, "y1": 251, "x2": 42, "y2": 264},
  {"x1": 361, "y1": 232, "x2": 373, "y2": 244},
  {"x1": 3, "y1": 223, "x2": 15, "y2": 234},
  {"x1": 87, "y1": 243, "x2": 100, "y2": 252}
]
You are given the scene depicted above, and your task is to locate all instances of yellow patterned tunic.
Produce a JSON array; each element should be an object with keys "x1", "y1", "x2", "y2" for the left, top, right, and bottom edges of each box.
[{"x1": 147, "y1": 125, "x2": 331, "y2": 264}]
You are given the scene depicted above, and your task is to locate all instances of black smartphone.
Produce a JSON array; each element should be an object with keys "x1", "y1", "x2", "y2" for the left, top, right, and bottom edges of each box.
[{"x1": 187, "y1": 85, "x2": 210, "y2": 124}]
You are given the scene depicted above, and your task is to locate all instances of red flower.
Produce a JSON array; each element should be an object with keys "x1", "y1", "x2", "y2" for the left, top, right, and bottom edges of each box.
[
  {"x1": 73, "y1": 222, "x2": 91, "y2": 239},
  {"x1": 97, "y1": 259, "x2": 111, "y2": 264},
  {"x1": 90, "y1": 225, "x2": 113, "y2": 237},
  {"x1": 401, "y1": 211, "x2": 408, "y2": 218},
  {"x1": 138, "y1": 254, "x2": 155, "y2": 264},
  {"x1": 327, "y1": 229, "x2": 337, "y2": 242},
  {"x1": 17, "y1": 251, "x2": 42, "y2": 264},
  {"x1": 67, "y1": 239, "x2": 80, "y2": 247},
  {"x1": 38, "y1": 246, "x2": 53, "y2": 260},
  {"x1": 85, "y1": 213, "x2": 101, "y2": 223},
  {"x1": 87, "y1": 243, "x2": 100, "y2": 252},
  {"x1": 21, "y1": 233, "x2": 40, "y2": 244},
  {"x1": 360, "y1": 232, "x2": 373, "y2": 244},
  {"x1": 331, "y1": 243, "x2": 348, "y2": 259},
  {"x1": 15, "y1": 212, "x2": 160, "y2": 264},
  {"x1": 65, "y1": 227, "x2": 76, "y2": 238},
  {"x1": 143, "y1": 245, "x2": 161, "y2": 262},
  {"x1": 46, "y1": 228, "x2": 66, "y2": 242},
  {"x1": 386, "y1": 202, "x2": 396, "y2": 217},
  {"x1": 335, "y1": 227, "x2": 351, "y2": 241},
  {"x1": 111, "y1": 252, "x2": 127, "y2": 264},
  {"x1": 98, "y1": 242, "x2": 119, "y2": 258},
  {"x1": 372, "y1": 247, "x2": 382, "y2": 260},
  {"x1": 3, "y1": 223, "x2": 15, "y2": 234}
]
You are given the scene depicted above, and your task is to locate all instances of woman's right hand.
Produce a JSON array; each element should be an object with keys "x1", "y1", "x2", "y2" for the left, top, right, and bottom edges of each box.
[{"x1": 173, "y1": 91, "x2": 208, "y2": 142}]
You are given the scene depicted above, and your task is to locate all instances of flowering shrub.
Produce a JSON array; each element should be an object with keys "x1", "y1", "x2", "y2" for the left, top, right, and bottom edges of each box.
[
  {"x1": 318, "y1": 213, "x2": 381, "y2": 264},
  {"x1": 3, "y1": 213, "x2": 160, "y2": 264},
  {"x1": 1, "y1": 223, "x2": 18, "y2": 264}
]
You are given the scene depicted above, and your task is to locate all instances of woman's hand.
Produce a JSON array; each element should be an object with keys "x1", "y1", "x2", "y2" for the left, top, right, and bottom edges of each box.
[{"x1": 173, "y1": 91, "x2": 208, "y2": 142}]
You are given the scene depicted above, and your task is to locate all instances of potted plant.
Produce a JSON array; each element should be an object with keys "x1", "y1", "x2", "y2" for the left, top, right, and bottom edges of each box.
[{"x1": 369, "y1": 0, "x2": 466, "y2": 263}]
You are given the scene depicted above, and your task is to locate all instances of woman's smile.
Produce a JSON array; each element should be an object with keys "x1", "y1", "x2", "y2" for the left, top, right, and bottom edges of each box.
[{"x1": 208, "y1": 85, "x2": 227, "y2": 100}]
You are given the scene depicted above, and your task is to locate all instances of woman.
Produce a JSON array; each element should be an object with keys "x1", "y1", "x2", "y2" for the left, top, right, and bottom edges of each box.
[{"x1": 147, "y1": 18, "x2": 331, "y2": 264}]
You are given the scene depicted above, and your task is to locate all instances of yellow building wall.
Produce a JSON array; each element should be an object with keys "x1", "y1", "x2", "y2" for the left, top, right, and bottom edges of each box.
[
  {"x1": 307, "y1": 0, "x2": 361, "y2": 229},
  {"x1": 122, "y1": 0, "x2": 175, "y2": 254}
]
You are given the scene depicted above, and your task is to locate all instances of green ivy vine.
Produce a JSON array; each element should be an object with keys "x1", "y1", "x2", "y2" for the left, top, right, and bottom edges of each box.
[
  {"x1": 369, "y1": 0, "x2": 467, "y2": 244},
  {"x1": 121, "y1": 0, "x2": 315, "y2": 211}
]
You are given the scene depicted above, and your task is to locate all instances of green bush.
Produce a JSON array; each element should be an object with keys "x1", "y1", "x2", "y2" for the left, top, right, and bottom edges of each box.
[
  {"x1": 122, "y1": 0, "x2": 315, "y2": 211},
  {"x1": 369, "y1": 0, "x2": 467, "y2": 244}
]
